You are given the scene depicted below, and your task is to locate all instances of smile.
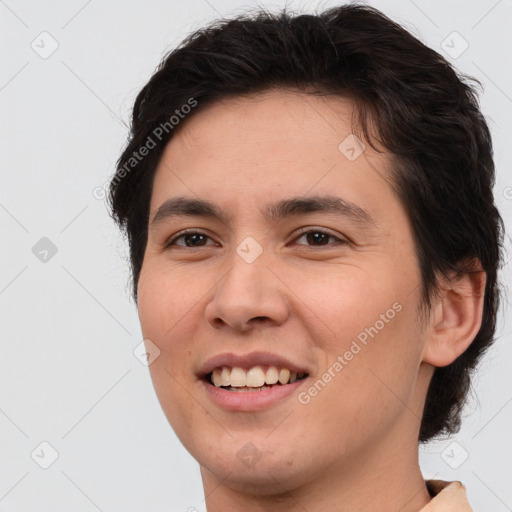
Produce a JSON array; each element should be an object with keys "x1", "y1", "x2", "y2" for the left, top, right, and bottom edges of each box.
[{"x1": 208, "y1": 365, "x2": 308, "y2": 391}]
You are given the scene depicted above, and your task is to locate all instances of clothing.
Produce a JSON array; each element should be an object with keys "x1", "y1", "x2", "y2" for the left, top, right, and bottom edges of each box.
[{"x1": 420, "y1": 480, "x2": 473, "y2": 511}]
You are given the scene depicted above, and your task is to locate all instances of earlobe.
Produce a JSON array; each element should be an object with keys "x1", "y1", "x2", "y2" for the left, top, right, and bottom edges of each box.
[{"x1": 422, "y1": 262, "x2": 487, "y2": 368}]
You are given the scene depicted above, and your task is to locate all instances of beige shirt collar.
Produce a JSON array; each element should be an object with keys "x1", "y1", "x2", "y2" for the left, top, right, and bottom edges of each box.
[{"x1": 420, "y1": 480, "x2": 473, "y2": 511}]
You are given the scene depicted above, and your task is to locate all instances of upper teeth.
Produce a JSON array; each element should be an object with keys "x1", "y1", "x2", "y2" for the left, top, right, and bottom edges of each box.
[{"x1": 211, "y1": 366, "x2": 305, "y2": 387}]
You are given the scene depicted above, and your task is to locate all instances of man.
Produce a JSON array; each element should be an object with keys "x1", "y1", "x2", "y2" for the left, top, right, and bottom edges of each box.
[{"x1": 108, "y1": 4, "x2": 503, "y2": 510}]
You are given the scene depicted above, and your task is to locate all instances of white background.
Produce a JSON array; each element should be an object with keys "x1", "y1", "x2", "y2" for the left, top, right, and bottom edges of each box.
[{"x1": 1, "y1": 0, "x2": 511, "y2": 510}]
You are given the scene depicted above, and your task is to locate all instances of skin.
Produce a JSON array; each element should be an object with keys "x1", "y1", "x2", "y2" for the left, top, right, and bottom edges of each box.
[{"x1": 136, "y1": 89, "x2": 486, "y2": 511}]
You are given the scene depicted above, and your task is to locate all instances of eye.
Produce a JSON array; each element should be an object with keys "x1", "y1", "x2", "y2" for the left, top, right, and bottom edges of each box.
[
  {"x1": 165, "y1": 229, "x2": 217, "y2": 248},
  {"x1": 293, "y1": 228, "x2": 348, "y2": 247},
  {"x1": 164, "y1": 227, "x2": 348, "y2": 249}
]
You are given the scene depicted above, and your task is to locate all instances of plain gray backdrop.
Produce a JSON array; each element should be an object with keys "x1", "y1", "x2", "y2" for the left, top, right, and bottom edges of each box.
[{"x1": 1, "y1": 0, "x2": 511, "y2": 510}]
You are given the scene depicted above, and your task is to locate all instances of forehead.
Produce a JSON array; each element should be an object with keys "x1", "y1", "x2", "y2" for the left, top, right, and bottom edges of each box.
[
  {"x1": 150, "y1": 89, "x2": 395, "y2": 221},
  {"x1": 174, "y1": 89, "x2": 362, "y2": 155}
]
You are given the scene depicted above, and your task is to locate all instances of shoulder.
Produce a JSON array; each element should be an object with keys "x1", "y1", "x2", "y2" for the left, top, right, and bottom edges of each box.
[{"x1": 421, "y1": 479, "x2": 473, "y2": 511}]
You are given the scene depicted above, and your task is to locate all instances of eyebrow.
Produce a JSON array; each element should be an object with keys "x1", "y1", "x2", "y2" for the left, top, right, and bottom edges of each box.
[{"x1": 150, "y1": 195, "x2": 375, "y2": 227}]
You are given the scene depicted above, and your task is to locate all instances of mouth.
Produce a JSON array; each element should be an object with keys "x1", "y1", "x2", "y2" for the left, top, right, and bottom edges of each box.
[
  {"x1": 204, "y1": 365, "x2": 309, "y2": 392},
  {"x1": 197, "y1": 352, "x2": 312, "y2": 411}
]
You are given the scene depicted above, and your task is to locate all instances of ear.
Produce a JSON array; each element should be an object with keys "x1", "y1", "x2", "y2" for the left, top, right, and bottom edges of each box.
[{"x1": 422, "y1": 259, "x2": 487, "y2": 367}]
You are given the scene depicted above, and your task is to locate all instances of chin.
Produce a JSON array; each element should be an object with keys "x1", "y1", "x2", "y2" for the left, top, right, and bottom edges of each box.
[{"x1": 195, "y1": 439, "x2": 316, "y2": 496}]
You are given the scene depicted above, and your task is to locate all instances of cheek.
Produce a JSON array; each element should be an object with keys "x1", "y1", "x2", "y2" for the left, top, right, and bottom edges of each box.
[
  {"x1": 137, "y1": 266, "x2": 199, "y2": 412},
  {"x1": 298, "y1": 321, "x2": 422, "y2": 454},
  {"x1": 281, "y1": 262, "x2": 407, "y2": 345},
  {"x1": 294, "y1": 269, "x2": 423, "y2": 429},
  {"x1": 137, "y1": 261, "x2": 201, "y2": 338}
]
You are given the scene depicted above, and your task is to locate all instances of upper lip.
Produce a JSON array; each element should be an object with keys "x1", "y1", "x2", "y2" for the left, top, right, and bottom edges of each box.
[{"x1": 197, "y1": 351, "x2": 311, "y2": 379}]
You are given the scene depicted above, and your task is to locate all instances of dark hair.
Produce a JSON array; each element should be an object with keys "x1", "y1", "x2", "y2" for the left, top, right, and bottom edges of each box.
[{"x1": 108, "y1": 3, "x2": 504, "y2": 442}]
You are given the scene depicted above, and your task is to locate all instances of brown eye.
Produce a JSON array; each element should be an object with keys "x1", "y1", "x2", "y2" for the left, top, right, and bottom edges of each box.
[
  {"x1": 166, "y1": 230, "x2": 215, "y2": 248},
  {"x1": 294, "y1": 228, "x2": 347, "y2": 247}
]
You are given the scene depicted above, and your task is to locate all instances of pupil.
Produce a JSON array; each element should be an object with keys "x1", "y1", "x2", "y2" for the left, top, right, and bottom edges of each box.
[
  {"x1": 186, "y1": 234, "x2": 205, "y2": 247},
  {"x1": 307, "y1": 232, "x2": 328, "y2": 245}
]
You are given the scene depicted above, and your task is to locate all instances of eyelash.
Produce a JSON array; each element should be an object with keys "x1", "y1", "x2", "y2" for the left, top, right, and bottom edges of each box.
[{"x1": 165, "y1": 227, "x2": 348, "y2": 249}]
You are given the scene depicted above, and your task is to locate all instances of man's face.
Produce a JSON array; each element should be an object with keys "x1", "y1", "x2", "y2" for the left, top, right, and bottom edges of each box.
[{"x1": 137, "y1": 90, "x2": 433, "y2": 493}]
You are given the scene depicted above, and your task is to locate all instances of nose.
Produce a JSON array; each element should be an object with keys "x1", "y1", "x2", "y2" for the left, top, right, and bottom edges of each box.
[{"x1": 204, "y1": 249, "x2": 289, "y2": 332}]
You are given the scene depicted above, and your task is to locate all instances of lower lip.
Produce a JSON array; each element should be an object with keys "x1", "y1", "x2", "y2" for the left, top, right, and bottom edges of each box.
[{"x1": 200, "y1": 379, "x2": 306, "y2": 411}]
